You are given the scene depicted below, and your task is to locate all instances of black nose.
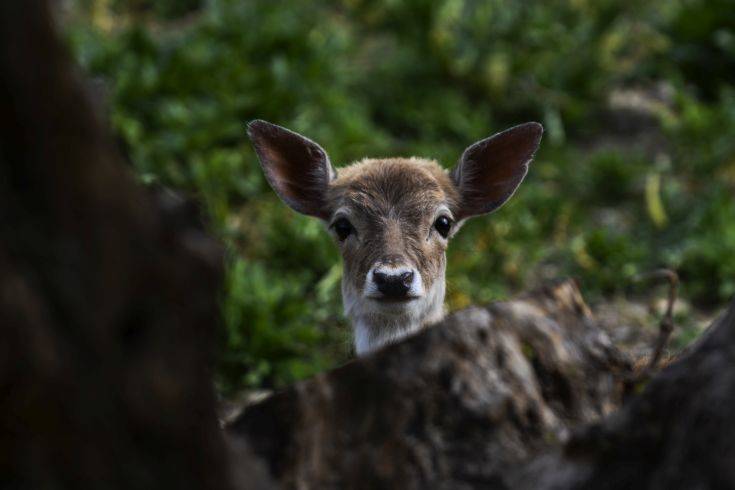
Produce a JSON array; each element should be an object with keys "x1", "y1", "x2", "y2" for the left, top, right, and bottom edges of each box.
[{"x1": 373, "y1": 270, "x2": 414, "y2": 298}]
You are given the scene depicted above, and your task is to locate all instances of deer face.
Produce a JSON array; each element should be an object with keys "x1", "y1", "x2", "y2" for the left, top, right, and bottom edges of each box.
[
  {"x1": 326, "y1": 158, "x2": 459, "y2": 353},
  {"x1": 248, "y1": 120, "x2": 542, "y2": 355}
]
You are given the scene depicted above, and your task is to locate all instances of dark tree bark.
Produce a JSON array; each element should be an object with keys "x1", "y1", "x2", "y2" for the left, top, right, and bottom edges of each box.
[
  {"x1": 0, "y1": 2, "x2": 272, "y2": 489},
  {"x1": 229, "y1": 279, "x2": 735, "y2": 489},
  {"x1": 514, "y1": 300, "x2": 735, "y2": 490},
  {"x1": 227, "y1": 280, "x2": 636, "y2": 489}
]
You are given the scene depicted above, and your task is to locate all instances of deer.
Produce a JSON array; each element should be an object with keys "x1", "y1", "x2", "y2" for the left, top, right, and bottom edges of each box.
[{"x1": 248, "y1": 120, "x2": 543, "y2": 356}]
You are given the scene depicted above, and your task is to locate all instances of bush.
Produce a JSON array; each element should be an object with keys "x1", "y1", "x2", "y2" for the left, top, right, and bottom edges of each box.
[{"x1": 64, "y1": 0, "x2": 735, "y2": 393}]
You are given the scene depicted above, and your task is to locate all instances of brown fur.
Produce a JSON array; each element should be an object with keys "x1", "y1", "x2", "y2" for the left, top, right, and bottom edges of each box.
[
  {"x1": 247, "y1": 119, "x2": 543, "y2": 354},
  {"x1": 326, "y1": 158, "x2": 459, "y2": 296}
]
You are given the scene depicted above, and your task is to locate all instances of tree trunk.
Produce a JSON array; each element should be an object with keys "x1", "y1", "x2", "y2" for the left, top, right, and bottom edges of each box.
[{"x1": 0, "y1": 2, "x2": 271, "y2": 489}]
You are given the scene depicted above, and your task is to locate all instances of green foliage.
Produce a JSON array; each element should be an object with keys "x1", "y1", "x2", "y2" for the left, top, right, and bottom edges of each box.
[{"x1": 64, "y1": 0, "x2": 735, "y2": 394}]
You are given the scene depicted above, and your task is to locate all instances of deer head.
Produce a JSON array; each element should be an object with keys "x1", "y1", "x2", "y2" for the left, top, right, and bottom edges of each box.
[{"x1": 248, "y1": 120, "x2": 543, "y2": 355}]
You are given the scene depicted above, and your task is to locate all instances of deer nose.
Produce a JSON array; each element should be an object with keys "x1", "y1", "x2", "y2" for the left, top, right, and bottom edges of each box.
[{"x1": 373, "y1": 269, "x2": 414, "y2": 298}]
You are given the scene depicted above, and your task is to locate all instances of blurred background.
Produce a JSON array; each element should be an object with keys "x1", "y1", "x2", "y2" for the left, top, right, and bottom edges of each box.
[{"x1": 59, "y1": 0, "x2": 735, "y2": 395}]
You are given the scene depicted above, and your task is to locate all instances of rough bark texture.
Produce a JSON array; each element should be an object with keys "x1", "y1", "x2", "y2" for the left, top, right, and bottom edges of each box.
[
  {"x1": 0, "y1": 2, "x2": 272, "y2": 489},
  {"x1": 515, "y1": 300, "x2": 735, "y2": 490},
  {"x1": 228, "y1": 277, "x2": 735, "y2": 490},
  {"x1": 227, "y1": 280, "x2": 635, "y2": 489}
]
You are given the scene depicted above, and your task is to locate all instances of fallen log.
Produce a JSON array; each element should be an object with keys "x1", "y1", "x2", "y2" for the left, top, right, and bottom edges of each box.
[
  {"x1": 227, "y1": 280, "x2": 635, "y2": 488},
  {"x1": 229, "y1": 278, "x2": 735, "y2": 489},
  {"x1": 514, "y1": 298, "x2": 735, "y2": 490}
]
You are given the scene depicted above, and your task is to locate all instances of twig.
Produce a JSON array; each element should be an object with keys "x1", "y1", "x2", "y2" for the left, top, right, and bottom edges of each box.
[{"x1": 633, "y1": 269, "x2": 679, "y2": 377}]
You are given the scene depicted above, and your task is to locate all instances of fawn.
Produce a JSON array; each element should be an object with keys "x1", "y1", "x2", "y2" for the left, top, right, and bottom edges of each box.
[{"x1": 248, "y1": 120, "x2": 542, "y2": 355}]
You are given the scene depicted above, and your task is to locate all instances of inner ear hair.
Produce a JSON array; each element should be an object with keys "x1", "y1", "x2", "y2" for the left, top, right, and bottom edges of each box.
[
  {"x1": 451, "y1": 122, "x2": 543, "y2": 220},
  {"x1": 247, "y1": 119, "x2": 335, "y2": 220}
]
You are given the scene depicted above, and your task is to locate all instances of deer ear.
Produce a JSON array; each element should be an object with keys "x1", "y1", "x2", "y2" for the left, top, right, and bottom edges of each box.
[
  {"x1": 450, "y1": 122, "x2": 543, "y2": 220},
  {"x1": 247, "y1": 120, "x2": 335, "y2": 220}
]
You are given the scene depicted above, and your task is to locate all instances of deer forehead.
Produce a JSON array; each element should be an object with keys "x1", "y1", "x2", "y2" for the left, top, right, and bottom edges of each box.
[{"x1": 326, "y1": 157, "x2": 460, "y2": 223}]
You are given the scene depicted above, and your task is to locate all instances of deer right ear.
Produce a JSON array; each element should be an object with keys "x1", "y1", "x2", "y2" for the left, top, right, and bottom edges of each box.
[
  {"x1": 247, "y1": 120, "x2": 335, "y2": 220},
  {"x1": 450, "y1": 122, "x2": 543, "y2": 220}
]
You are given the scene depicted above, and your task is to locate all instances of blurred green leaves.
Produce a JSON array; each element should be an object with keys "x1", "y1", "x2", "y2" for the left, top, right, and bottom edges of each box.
[{"x1": 64, "y1": 0, "x2": 735, "y2": 393}]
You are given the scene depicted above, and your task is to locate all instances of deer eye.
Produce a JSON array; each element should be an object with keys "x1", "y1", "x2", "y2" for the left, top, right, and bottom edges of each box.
[
  {"x1": 332, "y1": 217, "x2": 354, "y2": 241},
  {"x1": 434, "y1": 216, "x2": 452, "y2": 238}
]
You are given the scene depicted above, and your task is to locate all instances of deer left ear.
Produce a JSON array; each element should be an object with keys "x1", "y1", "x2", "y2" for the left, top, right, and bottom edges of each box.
[
  {"x1": 247, "y1": 120, "x2": 335, "y2": 220},
  {"x1": 450, "y1": 122, "x2": 543, "y2": 220}
]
